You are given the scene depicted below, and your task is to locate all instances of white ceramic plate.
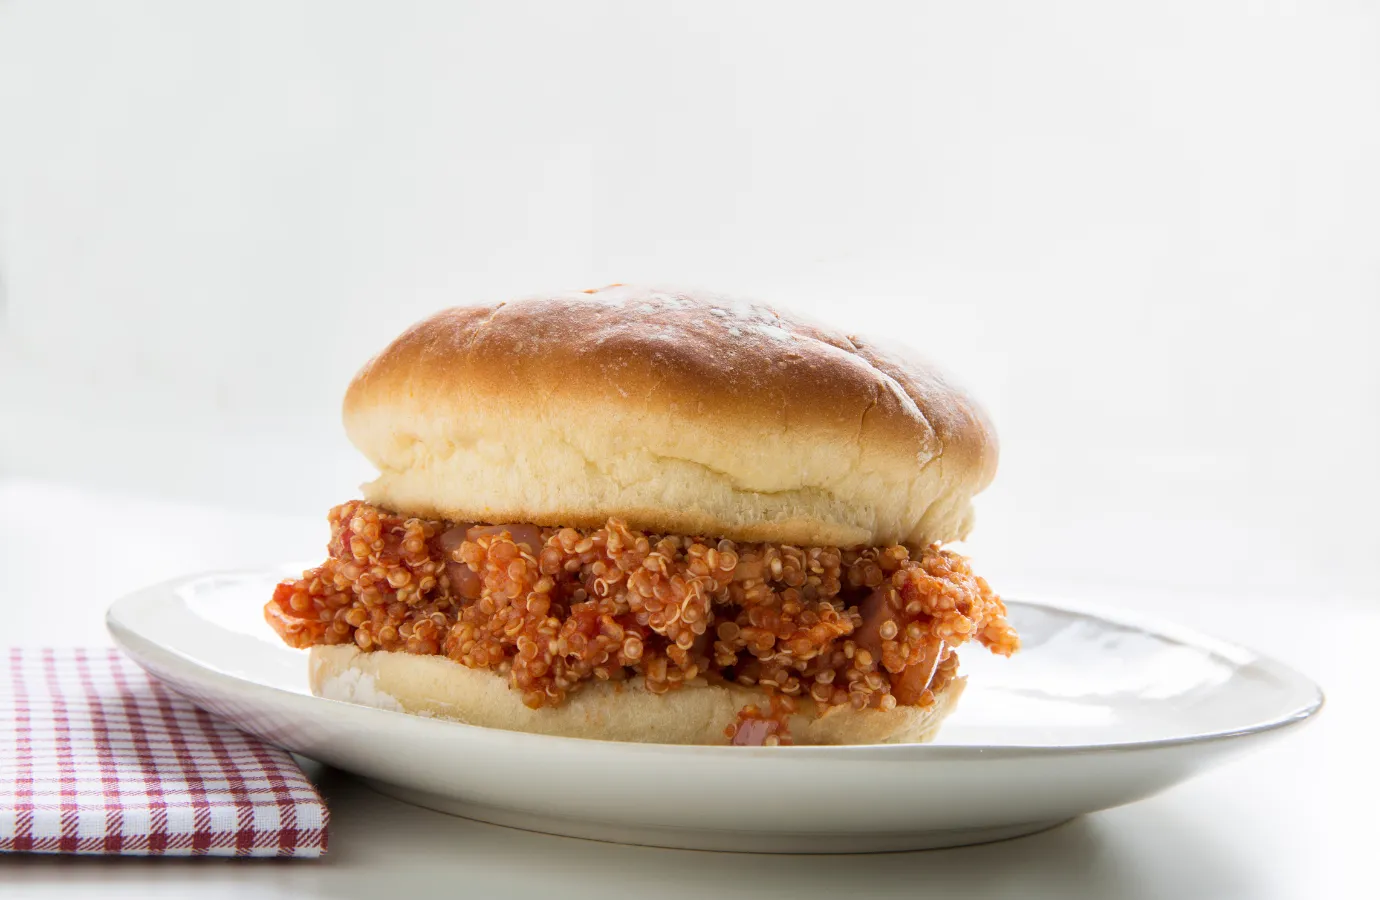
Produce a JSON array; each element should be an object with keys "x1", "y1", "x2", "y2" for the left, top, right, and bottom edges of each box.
[{"x1": 106, "y1": 568, "x2": 1322, "y2": 853}]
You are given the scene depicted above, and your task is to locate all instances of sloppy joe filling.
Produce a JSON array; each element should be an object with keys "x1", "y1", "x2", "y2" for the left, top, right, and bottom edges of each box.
[{"x1": 266, "y1": 500, "x2": 1019, "y2": 744}]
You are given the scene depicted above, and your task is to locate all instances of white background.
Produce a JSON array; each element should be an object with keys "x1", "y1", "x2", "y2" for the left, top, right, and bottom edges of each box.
[
  {"x1": 1, "y1": 1, "x2": 1377, "y2": 601},
  {"x1": 0, "y1": 2, "x2": 1376, "y2": 897}
]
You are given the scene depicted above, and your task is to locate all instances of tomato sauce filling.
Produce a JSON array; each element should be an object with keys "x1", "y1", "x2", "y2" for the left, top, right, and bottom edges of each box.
[{"x1": 266, "y1": 500, "x2": 1019, "y2": 743}]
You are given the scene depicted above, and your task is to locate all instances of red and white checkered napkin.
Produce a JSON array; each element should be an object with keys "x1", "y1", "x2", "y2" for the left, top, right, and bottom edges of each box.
[{"x1": 0, "y1": 648, "x2": 327, "y2": 857}]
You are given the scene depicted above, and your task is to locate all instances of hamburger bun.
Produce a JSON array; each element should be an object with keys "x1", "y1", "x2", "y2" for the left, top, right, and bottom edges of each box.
[
  {"x1": 343, "y1": 285, "x2": 996, "y2": 548},
  {"x1": 309, "y1": 644, "x2": 966, "y2": 746}
]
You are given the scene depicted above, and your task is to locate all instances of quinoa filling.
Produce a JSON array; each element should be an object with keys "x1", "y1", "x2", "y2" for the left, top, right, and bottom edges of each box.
[{"x1": 266, "y1": 500, "x2": 1019, "y2": 744}]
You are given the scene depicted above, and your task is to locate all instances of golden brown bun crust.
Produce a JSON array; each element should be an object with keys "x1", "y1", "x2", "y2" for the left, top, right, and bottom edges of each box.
[
  {"x1": 343, "y1": 285, "x2": 997, "y2": 547},
  {"x1": 309, "y1": 645, "x2": 965, "y2": 746}
]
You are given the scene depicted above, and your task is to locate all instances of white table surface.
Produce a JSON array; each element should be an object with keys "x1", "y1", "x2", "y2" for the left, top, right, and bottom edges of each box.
[{"x1": 0, "y1": 477, "x2": 1372, "y2": 899}]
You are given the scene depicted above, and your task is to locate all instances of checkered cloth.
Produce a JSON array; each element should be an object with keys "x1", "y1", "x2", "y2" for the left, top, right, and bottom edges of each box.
[{"x1": 0, "y1": 648, "x2": 328, "y2": 856}]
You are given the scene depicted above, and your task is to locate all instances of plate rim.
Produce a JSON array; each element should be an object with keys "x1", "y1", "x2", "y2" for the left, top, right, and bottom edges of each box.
[{"x1": 105, "y1": 568, "x2": 1326, "y2": 760}]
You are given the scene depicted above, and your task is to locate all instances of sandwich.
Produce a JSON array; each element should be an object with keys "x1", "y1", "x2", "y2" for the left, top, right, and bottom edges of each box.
[{"x1": 265, "y1": 285, "x2": 1019, "y2": 745}]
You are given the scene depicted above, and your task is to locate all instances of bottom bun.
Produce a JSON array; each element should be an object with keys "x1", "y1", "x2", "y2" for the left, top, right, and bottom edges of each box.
[{"x1": 309, "y1": 645, "x2": 965, "y2": 746}]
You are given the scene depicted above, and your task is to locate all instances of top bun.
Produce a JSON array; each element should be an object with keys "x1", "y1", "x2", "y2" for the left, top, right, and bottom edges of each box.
[{"x1": 343, "y1": 285, "x2": 997, "y2": 548}]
